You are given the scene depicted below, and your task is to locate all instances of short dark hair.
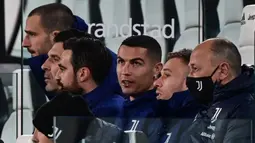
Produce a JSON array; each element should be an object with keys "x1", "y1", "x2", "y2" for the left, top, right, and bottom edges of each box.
[
  {"x1": 63, "y1": 36, "x2": 112, "y2": 85},
  {"x1": 167, "y1": 49, "x2": 192, "y2": 65},
  {"x1": 120, "y1": 35, "x2": 162, "y2": 62},
  {"x1": 28, "y1": 3, "x2": 74, "y2": 33},
  {"x1": 210, "y1": 38, "x2": 242, "y2": 75},
  {"x1": 54, "y1": 29, "x2": 94, "y2": 43}
]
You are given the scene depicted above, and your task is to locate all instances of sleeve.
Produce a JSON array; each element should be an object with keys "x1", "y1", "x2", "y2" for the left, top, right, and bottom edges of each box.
[
  {"x1": 145, "y1": 118, "x2": 164, "y2": 143},
  {"x1": 223, "y1": 102, "x2": 255, "y2": 143},
  {"x1": 83, "y1": 118, "x2": 123, "y2": 143},
  {"x1": 223, "y1": 119, "x2": 252, "y2": 143}
]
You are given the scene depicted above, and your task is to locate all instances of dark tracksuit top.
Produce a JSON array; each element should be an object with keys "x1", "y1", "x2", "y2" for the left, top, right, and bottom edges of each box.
[
  {"x1": 158, "y1": 90, "x2": 202, "y2": 143},
  {"x1": 116, "y1": 89, "x2": 163, "y2": 143},
  {"x1": 180, "y1": 65, "x2": 255, "y2": 143}
]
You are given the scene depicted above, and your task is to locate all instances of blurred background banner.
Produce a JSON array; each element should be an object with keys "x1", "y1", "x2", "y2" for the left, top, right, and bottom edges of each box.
[{"x1": 1, "y1": 0, "x2": 253, "y2": 64}]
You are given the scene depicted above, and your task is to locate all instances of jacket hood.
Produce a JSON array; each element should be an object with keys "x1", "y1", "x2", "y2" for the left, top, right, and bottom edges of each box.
[
  {"x1": 158, "y1": 90, "x2": 202, "y2": 118},
  {"x1": 213, "y1": 64, "x2": 255, "y2": 102}
]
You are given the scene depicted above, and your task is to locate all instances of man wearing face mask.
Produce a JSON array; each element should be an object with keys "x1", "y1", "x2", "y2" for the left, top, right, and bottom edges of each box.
[{"x1": 181, "y1": 38, "x2": 255, "y2": 143}]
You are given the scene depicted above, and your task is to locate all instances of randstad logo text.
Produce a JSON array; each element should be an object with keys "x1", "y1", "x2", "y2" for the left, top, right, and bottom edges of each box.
[{"x1": 88, "y1": 18, "x2": 175, "y2": 39}]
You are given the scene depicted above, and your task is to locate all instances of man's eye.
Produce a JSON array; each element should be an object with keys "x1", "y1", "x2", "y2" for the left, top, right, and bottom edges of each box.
[
  {"x1": 165, "y1": 73, "x2": 171, "y2": 77},
  {"x1": 54, "y1": 58, "x2": 60, "y2": 62},
  {"x1": 28, "y1": 33, "x2": 36, "y2": 37},
  {"x1": 133, "y1": 62, "x2": 141, "y2": 66},
  {"x1": 117, "y1": 59, "x2": 124, "y2": 64}
]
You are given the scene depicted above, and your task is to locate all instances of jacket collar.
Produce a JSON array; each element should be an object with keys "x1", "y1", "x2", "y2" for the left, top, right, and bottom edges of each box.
[
  {"x1": 83, "y1": 84, "x2": 114, "y2": 108},
  {"x1": 213, "y1": 65, "x2": 255, "y2": 103}
]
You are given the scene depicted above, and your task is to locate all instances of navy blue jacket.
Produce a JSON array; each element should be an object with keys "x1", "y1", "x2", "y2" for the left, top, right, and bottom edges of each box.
[
  {"x1": 180, "y1": 65, "x2": 255, "y2": 143},
  {"x1": 158, "y1": 90, "x2": 202, "y2": 143},
  {"x1": 116, "y1": 89, "x2": 163, "y2": 143},
  {"x1": 83, "y1": 84, "x2": 124, "y2": 124},
  {"x1": 28, "y1": 49, "x2": 124, "y2": 123}
]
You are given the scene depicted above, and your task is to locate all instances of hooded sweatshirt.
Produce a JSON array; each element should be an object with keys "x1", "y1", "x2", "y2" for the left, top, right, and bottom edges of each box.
[{"x1": 180, "y1": 65, "x2": 255, "y2": 143}]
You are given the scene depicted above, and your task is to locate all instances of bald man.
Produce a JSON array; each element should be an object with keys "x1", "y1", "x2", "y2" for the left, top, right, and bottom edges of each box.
[{"x1": 180, "y1": 38, "x2": 255, "y2": 143}]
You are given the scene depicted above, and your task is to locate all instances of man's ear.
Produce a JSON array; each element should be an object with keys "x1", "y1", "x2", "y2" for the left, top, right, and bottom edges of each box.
[
  {"x1": 77, "y1": 67, "x2": 90, "y2": 83},
  {"x1": 182, "y1": 78, "x2": 188, "y2": 91},
  {"x1": 50, "y1": 30, "x2": 60, "y2": 43},
  {"x1": 219, "y1": 62, "x2": 231, "y2": 81},
  {"x1": 154, "y1": 62, "x2": 163, "y2": 76}
]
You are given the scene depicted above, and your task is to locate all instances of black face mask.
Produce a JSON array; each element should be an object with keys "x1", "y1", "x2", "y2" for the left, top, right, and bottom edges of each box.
[{"x1": 186, "y1": 66, "x2": 219, "y2": 104}]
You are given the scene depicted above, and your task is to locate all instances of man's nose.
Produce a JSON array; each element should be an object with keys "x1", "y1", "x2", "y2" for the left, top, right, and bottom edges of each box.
[
  {"x1": 31, "y1": 129, "x2": 39, "y2": 143},
  {"x1": 121, "y1": 63, "x2": 131, "y2": 75},
  {"x1": 41, "y1": 59, "x2": 50, "y2": 71},
  {"x1": 22, "y1": 35, "x2": 31, "y2": 48},
  {"x1": 153, "y1": 76, "x2": 162, "y2": 88}
]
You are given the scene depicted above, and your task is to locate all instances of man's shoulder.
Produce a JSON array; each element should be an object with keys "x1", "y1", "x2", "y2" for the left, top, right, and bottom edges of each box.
[
  {"x1": 98, "y1": 95, "x2": 124, "y2": 113},
  {"x1": 229, "y1": 94, "x2": 255, "y2": 119},
  {"x1": 93, "y1": 94, "x2": 125, "y2": 117},
  {"x1": 101, "y1": 93, "x2": 125, "y2": 106},
  {"x1": 215, "y1": 91, "x2": 254, "y2": 107},
  {"x1": 212, "y1": 92, "x2": 255, "y2": 119}
]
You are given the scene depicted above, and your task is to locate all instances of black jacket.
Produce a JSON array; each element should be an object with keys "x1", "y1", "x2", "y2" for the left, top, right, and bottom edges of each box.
[{"x1": 181, "y1": 65, "x2": 255, "y2": 143}]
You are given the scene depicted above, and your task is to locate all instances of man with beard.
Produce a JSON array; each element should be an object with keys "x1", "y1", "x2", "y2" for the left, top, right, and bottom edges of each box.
[
  {"x1": 180, "y1": 38, "x2": 255, "y2": 143},
  {"x1": 55, "y1": 32, "x2": 124, "y2": 122},
  {"x1": 42, "y1": 29, "x2": 124, "y2": 122},
  {"x1": 30, "y1": 29, "x2": 124, "y2": 142}
]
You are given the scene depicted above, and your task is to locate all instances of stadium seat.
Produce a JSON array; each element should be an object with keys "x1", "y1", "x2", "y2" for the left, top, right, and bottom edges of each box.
[
  {"x1": 0, "y1": 64, "x2": 21, "y2": 87},
  {"x1": 202, "y1": 0, "x2": 220, "y2": 39},
  {"x1": 217, "y1": 0, "x2": 243, "y2": 46},
  {"x1": 173, "y1": 0, "x2": 203, "y2": 52},
  {"x1": 238, "y1": 4, "x2": 255, "y2": 65},
  {"x1": 16, "y1": 135, "x2": 33, "y2": 143},
  {"x1": 99, "y1": 0, "x2": 131, "y2": 53},
  {"x1": 0, "y1": 64, "x2": 24, "y2": 136},
  {"x1": 0, "y1": 78, "x2": 8, "y2": 137},
  {"x1": 1, "y1": 69, "x2": 46, "y2": 143},
  {"x1": 140, "y1": 0, "x2": 166, "y2": 61}
]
